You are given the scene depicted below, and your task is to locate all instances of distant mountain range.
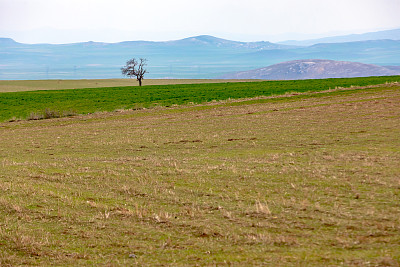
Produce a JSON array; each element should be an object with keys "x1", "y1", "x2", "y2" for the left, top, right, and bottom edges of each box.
[
  {"x1": 220, "y1": 59, "x2": 400, "y2": 80},
  {"x1": 1, "y1": 28, "x2": 400, "y2": 80},
  {"x1": 278, "y1": 28, "x2": 400, "y2": 46}
]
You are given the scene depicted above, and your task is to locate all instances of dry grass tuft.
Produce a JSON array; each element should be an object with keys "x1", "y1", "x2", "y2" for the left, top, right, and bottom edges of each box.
[
  {"x1": 154, "y1": 211, "x2": 173, "y2": 223},
  {"x1": 135, "y1": 204, "x2": 148, "y2": 219},
  {"x1": 255, "y1": 200, "x2": 271, "y2": 215},
  {"x1": 27, "y1": 108, "x2": 77, "y2": 120}
]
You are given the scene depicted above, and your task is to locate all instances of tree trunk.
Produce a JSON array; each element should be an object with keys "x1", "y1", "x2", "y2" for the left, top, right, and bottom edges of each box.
[{"x1": 138, "y1": 79, "x2": 142, "y2": 86}]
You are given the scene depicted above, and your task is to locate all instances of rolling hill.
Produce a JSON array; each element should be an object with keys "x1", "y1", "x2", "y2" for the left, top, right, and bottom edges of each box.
[{"x1": 220, "y1": 59, "x2": 400, "y2": 80}]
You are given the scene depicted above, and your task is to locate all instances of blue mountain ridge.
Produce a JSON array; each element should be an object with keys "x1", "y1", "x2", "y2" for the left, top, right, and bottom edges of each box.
[
  {"x1": 279, "y1": 28, "x2": 400, "y2": 46},
  {"x1": 1, "y1": 33, "x2": 399, "y2": 80}
]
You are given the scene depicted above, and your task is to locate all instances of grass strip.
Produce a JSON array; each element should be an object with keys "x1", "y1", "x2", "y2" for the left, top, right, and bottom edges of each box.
[{"x1": 0, "y1": 76, "x2": 399, "y2": 122}]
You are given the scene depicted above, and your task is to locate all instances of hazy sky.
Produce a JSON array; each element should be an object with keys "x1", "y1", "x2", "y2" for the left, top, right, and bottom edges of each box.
[{"x1": 1, "y1": 0, "x2": 399, "y2": 43}]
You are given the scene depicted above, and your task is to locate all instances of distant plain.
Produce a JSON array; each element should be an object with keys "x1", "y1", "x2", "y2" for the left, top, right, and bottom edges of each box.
[{"x1": 0, "y1": 79, "x2": 256, "y2": 93}]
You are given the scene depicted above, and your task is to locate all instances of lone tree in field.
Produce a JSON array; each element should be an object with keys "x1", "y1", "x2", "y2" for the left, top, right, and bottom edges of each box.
[{"x1": 121, "y1": 58, "x2": 147, "y2": 86}]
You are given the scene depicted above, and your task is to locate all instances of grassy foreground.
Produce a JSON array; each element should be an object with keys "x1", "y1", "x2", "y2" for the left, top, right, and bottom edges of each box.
[
  {"x1": 0, "y1": 84, "x2": 399, "y2": 265},
  {"x1": 0, "y1": 76, "x2": 399, "y2": 122}
]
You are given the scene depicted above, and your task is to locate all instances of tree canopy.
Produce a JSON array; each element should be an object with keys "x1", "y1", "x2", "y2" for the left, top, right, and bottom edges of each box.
[{"x1": 121, "y1": 58, "x2": 147, "y2": 86}]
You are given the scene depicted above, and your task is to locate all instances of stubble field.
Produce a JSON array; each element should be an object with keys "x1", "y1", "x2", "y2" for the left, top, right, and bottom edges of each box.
[{"x1": 0, "y1": 84, "x2": 399, "y2": 265}]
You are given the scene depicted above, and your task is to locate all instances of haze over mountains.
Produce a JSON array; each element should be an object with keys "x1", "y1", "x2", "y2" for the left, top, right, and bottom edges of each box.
[{"x1": 1, "y1": 28, "x2": 400, "y2": 80}]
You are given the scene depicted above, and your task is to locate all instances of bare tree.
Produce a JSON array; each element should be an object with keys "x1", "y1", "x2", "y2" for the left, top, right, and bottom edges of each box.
[{"x1": 121, "y1": 58, "x2": 147, "y2": 86}]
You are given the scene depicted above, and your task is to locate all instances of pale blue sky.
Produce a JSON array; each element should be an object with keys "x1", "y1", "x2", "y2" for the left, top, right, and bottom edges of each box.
[{"x1": 0, "y1": 0, "x2": 399, "y2": 43}]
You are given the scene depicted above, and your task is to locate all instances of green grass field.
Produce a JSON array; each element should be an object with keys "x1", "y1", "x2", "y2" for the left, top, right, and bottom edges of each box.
[
  {"x1": 0, "y1": 76, "x2": 399, "y2": 122},
  {"x1": 0, "y1": 83, "x2": 399, "y2": 265}
]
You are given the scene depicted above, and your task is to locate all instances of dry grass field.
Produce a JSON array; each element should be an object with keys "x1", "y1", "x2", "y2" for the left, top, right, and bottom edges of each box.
[
  {"x1": 0, "y1": 84, "x2": 399, "y2": 265},
  {"x1": 0, "y1": 79, "x2": 258, "y2": 93}
]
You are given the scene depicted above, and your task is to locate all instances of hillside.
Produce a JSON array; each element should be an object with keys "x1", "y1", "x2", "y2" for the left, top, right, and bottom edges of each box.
[{"x1": 220, "y1": 59, "x2": 400, "y2": 80}]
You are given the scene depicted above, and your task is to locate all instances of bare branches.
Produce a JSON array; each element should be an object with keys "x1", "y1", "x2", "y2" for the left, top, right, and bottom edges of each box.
[{"x1": 121, "y1": 58, "x2": 147, "y2": 86}]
